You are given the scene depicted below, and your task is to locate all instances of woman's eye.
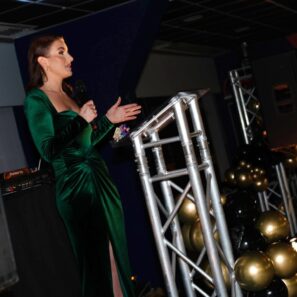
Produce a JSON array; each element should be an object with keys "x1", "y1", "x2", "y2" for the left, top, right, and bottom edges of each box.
[{"x1": 58, "y1": 51, "x2": 64, "y2": 55}]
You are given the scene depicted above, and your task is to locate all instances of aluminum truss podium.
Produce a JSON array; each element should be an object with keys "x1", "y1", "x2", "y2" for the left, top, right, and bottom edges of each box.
[
  {"x1": 229, "y1": 66, "x2": 297, "y2": 235},
  {"x1": 130, "y1": 91, "x2": 242, "y2": 297}
]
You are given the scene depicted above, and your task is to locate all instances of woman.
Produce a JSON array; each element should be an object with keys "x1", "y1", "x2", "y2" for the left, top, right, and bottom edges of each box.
[{"x1": 24, "y1": 35, "x2": 141, "y2": 297}]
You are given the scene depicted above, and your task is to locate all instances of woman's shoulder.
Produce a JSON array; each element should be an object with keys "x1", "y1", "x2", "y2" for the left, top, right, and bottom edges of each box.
[
  {"x1": 24, "y1": 88, "x2": 52, "y2": 112},
  {"x1": 25, "y1": 87, "x2": 46, "y2": 100}
]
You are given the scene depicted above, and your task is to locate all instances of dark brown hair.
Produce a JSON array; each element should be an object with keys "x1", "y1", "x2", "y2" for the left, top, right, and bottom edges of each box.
[{"x1": 27, "y1": 34, "x2": 72, "y2": 95}]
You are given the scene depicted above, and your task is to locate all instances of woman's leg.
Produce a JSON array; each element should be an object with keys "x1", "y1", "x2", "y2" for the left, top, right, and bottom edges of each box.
[{"x1": 109, "y1": 242, "x2": 124, "y2": 297}]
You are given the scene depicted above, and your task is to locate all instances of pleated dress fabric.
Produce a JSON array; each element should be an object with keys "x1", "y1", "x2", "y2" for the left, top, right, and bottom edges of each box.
[{"x1": 24, "y1": 88, "x2": 135, "y2": 297}]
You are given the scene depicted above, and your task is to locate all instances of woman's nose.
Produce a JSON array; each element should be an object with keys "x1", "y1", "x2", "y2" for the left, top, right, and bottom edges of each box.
[{"x1": 68, "y1": 53, "x2": 74, "y2": 62}]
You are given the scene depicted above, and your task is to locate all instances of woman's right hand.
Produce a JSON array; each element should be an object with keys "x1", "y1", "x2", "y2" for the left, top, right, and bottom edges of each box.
[{"x1": 79, "y1": 100, "x2": 97, "y2": 123}]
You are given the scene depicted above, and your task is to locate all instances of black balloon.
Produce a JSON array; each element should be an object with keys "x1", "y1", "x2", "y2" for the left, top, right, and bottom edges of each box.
[
  {"x1": 230, "y1": 224, "x2": 267, "y2": 257},
  {"x1": 224, "y1": 190, "x2": 260, "y2": 227},
  {"x1": 237, "y1": 144, "x2": 256, "y2": 161},
  {"x1": 236, "y1": 144, "x2": 272, "y2": 170},
  {"x1": 246, "y1": 277, "x2": 288, "y2": 297}
]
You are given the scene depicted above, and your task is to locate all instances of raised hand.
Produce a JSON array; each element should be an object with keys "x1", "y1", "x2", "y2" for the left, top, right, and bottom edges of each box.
[
  {"x1": 79, "y1": 100, "x2": 97, "y2": 123},
  {"x1": 106, "y1": 97, "x2": 141, "y2": 124}
]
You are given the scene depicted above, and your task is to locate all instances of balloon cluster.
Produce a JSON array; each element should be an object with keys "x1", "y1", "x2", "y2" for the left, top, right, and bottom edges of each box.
[
  {"x1": 224, "y1": 144, "x2": 273, "y2": 192},
  {"x1": 178, "y1": 190, "x2": 297, "y2": 296},
  {"x1": 232, "y1": 208, "x2": 297, "y2": 296},
  {"x1": 177, "y1": 141, "x2": 297, "y2": 296},
  {"x1": 178, "y1": 195, "x2": 223, "y2": 253},
  {"x1": 178, "y1": 194, "x2": 232, "y2": 290}
]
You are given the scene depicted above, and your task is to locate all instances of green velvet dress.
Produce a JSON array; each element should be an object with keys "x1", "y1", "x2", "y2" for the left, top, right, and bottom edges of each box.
[{"x1": 24, "y1": 88, "x2": 135, "y2": 297}]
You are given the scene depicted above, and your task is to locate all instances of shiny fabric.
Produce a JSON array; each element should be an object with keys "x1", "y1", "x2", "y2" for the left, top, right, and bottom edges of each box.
[{"x1": 24, "y1": 88, "x2": 135, "y2": 297}]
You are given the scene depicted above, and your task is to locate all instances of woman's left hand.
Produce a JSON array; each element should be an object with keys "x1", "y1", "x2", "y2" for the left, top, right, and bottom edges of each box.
[{"x1": 106, "y1": 97, "x2": 142, "y2": 124}]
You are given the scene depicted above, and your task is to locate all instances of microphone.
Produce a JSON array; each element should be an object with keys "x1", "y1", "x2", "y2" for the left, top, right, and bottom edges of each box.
[
  {"x1": 72, "y1": 79, "x2": 88, "y2": 107},
  {"x1": 72, "y1": 80, "x2": 97, "y2": 130}
]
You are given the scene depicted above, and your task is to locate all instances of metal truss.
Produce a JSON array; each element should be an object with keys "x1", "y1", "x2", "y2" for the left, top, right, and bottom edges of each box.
[
  {"x1": 131, "y1": 91, "x2": 243, "y2": 297},
  {"x1": 229, "y1": 66, "x2": 297, "y2": 235}
]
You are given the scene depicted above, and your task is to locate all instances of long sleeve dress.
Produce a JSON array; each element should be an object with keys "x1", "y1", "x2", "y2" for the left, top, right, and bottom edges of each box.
[{"x1": 24, "y1": 88, "x2": 135, "y2": 297}]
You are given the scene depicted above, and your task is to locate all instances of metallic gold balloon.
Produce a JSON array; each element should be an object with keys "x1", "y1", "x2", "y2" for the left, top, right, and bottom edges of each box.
[
  {"x1": 283, "y1": 156, "x2": 297, "y2": 169},
  {"x1": 190, "y1": 218, "x2": 219, "y2": 252},
  {"x1": 282, "y1": 274, "x2": 297, "y2": 297},
  {"x1": 238, "y1": 160, "x2": 252, "y2": 170},
  {"x1": 178, "y1": 198, "x2": 198, "y2": 224},
  {"x1": 225, "y1": 168, "x2": 237, "y2": 186},
  {"x1": 234, "y1": 168, "x2": 253, "y2": 188},
  {"x1": 284, "y1": 157, "x2": 295, "y2": 169},
  {"x1": 256, "y1": 167, "x2": 267, "y2": 177},
  {"x1": 266, "y1": 242, "x2": 297, "y2": 278},
  {"x1": 256, "y1": 210, "x2": 290, "y2": 243},
  {"x1": 248, "y1": 99, "x2": 261, "y2": 112},
  {"x1": 181, "y1": 224, "x2": 195, "y2": 251},
  {"x1": 220, "y1": 193, "x2": 228, "y2": 206},
  {"x1": 290, "y1": 237, "x2": 297, "y2": 253},
  {"x1": 202, "y1": 260, "x2": 231, "y2": 289},
  {"x1": 253, "y1": 177, "x2": 269, "y2": 192},
  {"x1": 234, "y1": 251, "x2": 274, "y2": 291},
  {"x1": 251, "y1": 166, "x2": 266, "y2": 178}
]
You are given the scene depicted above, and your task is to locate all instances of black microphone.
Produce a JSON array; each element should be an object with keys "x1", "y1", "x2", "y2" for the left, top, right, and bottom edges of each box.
[
  {"x1": 72, "y1": 79, "x2": 88, "y2": 107},
  {"x1": 72, "y1": 80, "x2": 97, "y2": 130}
]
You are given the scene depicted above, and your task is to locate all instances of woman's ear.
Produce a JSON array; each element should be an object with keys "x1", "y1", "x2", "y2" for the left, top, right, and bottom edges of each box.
[{"x1": 37, "y1": 56, "x2": 48, "y2": 70}]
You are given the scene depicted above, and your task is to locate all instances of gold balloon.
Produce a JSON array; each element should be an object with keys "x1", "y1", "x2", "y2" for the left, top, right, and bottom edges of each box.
[
  {"x1": 255, "y1": 167, "x2": 266, "y2": 176},
  {"x1": 284, "y1": 157, "x2": 295, "y2": 169},
  {"x1": 181, "y1": 224, "x2": 195, "y2": 251},
  {"x1": 256, "y1": 210, "x2": 290, "y2": 243},
  {"x1": 234, "y1": 251, "x2": 274, "y2": 292},
  {"x1": 290, "y1": 237, "x2": 297, "y2": 252},
  {"x1": 234, "y1": 168, "x2": 253, "y2": 188},
  {"x1": 248, "y1": 99, "x2": 261, "y2": 111},
  {"x1": 253, "y1": 177, "x2": 269, "y2": 192},
  {"x1": 284, "y1": 156, "x2": 297, "y2": 169},
  {"x1": 190, "y1": 218, "x2": 219, "y2": 252},
  {"x1": 220, "y1": 193, "x2": 228, "y2": 206},
  {"x1": 250, "y1": 166, "x2": 266, "y2": 179},
  {"x1": 282, "y1": 273, "x2": 297, "y2": 297},
  {"x1": 178, "y1": 198, "x2": 198, "y2": 224},
  {"x1": 238, "y1": 160, "x2": 252, "y2": 170},
  {"x1": 266, "y1": 242, "x2": 297, "y2": 278},
  {"x1": 225, "y1": 168, "x2": 237, "y2": 186},
  {"x1": 202, "y1": 260, "x2": 231, "y2": 289}
]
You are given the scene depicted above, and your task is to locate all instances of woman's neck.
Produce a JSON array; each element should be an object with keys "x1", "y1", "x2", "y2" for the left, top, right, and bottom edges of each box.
[{"x1": 41, "y1": 78, "x2": 64, "y2": 93}]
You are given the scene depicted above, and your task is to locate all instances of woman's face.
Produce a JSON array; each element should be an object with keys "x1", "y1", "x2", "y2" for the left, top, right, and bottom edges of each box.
[{"x1": 41, "y1": 38, "x2": 74, "y2": 79}]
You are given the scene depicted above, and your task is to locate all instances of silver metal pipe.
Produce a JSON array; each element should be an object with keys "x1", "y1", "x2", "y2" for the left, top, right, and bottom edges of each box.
[
  {"x1": 234, "y1": 71, "x2": 250, "y2": 129},
  {"x1": 150, "y1": 130, "x2": 196, "y2": 297},
  {"x1": 262, "y1": 191, "x2": 270, "y2": 211},
  {"x1": 275, "y1": 163, "x2": 295, "y2": 236},
  {"x1": 185, "y1": 94, "x2": 243, "y2": 297},
  {"x1": 173, "y1": 98, "x2": 229, "y2": 297},
  {"x1": 279, "y1": 163, "x2": 297, "y2": 233},
  {"x1": 151, "y1": 164, "x2": 209, "y2": 182},
  {"x1": 257, "y1": 192, "x2": 266, "y2": 212},
  {"x1": 229, "y1": 70, "x2": 249, "y2": 144},
  {"x1": 143, "y1": 136, "x2": 181, "y2": 148},
  {"x1": 165, "y1": 240, "x2": 213, "y2": 283},
  {"x1": 132, "y1": 135, "x2": 179, "y2": 297},
  {"x1": 162, "y1": 183, "x2": 191, "y2": 233}
]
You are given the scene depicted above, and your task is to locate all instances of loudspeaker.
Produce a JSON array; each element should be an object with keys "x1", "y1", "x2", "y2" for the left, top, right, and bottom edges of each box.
[
  {"x1": 253, "y1": 51, "x2": 297, "y2": 148},
  {"x1": 0, "y1": 191, "x2": 18, "y2": 293},
  {"x1": 2, "y1": 185, "x2": 80, "y2": 297}
]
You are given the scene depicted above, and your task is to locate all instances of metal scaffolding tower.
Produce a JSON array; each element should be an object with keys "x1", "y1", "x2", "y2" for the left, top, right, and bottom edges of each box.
[
  {"x1": 131, "y1": 91, "x2": 243, "y2": 297},
  {"x1": 229, "y1": 66, "x2": 297, "y2": 235}
]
